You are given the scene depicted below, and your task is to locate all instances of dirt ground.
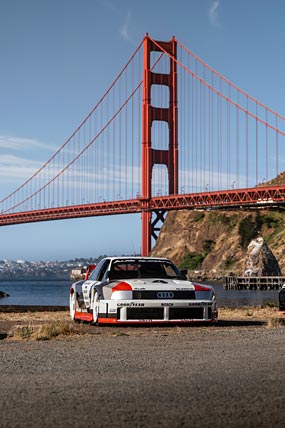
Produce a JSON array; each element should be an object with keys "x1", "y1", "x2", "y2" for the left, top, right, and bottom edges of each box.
[
  {"x1": 0, "y1": 305, "x2": 284, "y2": 340},
  {"x1": 1, "y1": 307, "x2": 285, "y2": 428},
  {"x1": 0, "y1": 305, "x2": 283, "y2": 324}
]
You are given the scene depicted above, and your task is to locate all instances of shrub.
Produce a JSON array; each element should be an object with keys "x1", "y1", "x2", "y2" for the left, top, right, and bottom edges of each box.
[
  {"x1": 259, "y1": 214, "x2": 279, "y2": 229},
  {"x1": 10, "y1": 322, "x2": 81, "y2": 341},
  {"x1": 17, "y1": 325, "x2": 34, "y2": 339},
  {"x1": 35, "y1": 322, "x2": 79, "y2": 341},
  {"x1": 194, "y1": 212, "x2": 205, "y2": 222},
  {"x1": 238, "y1": 215, "x2": 260, "y2": 249},
  {"x1": 263, "y1": 302, "x2": 276, "y2": 308},
  {"x1": 208, "y1": 212, "x2": 231, "y2": 226},
  {"x1": 224, "y1": 256, "x2": 236, "y2": 269},
  {"x1": 180, "y1": 252, "x2": 206, "y2": 270},
  {"x1": 267, "y1": 318, "x2": 285, "y2": 328},
  {"x1": 203, "y1": 239, "x2": 215, "y2": 253}
]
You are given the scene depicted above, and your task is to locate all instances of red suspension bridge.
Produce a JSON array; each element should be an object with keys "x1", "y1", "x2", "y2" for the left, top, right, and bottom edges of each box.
[{"x1": 1, "y1": 34, "x2": 285, "y2": 255}]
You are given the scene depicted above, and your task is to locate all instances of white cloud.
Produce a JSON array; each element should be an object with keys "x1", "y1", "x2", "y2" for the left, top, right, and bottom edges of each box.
[
  {"x1": 208, "y1": 0, "x2": 220, "y2": 27},
  {"x1": 96, "y1": 1, "x2": 136, "y2": 45},
  {"x1": 0, "y1": 136, "x2": 55, "y2": 152},
  {"x1": 0, "y1": 154, "x2": 42, "y2": 180},
  {"x1": 119, "y1": 11, "x2": 134, "y2": 43}
]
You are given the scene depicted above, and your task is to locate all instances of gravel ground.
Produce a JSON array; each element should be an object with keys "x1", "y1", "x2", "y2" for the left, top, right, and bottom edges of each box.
[{"x1": 1, "y1": 324, "x2": 285, "y2": 428}]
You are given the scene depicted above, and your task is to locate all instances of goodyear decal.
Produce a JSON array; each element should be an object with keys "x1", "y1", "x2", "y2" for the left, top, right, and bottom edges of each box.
[{"x1": 117, "y1": 302, "x2": 145, "y2": 307}]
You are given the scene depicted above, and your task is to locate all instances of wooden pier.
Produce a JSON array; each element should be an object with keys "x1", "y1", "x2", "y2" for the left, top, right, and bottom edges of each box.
[{"x1": 224, "y1": 276, "x2": 285, "y2": 290}]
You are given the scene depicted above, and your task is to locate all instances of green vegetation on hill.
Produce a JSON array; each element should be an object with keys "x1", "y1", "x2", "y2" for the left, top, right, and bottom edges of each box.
[
  {"x1": 151, "y1": 207, "x2": 285, "y2": 275},
  {"x1": 180, "y1": 252, "x2": 206, "y2": 270}
]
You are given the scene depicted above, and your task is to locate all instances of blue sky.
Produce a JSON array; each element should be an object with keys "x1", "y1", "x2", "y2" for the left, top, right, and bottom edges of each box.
[{"x1": 0, "y1": 0, "x2": 285, "y2": 261}]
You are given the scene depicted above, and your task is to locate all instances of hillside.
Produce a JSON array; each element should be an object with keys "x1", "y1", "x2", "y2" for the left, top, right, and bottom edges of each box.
[{"x1": 151, "y1": 208, "x2": 285, "y2": 276}]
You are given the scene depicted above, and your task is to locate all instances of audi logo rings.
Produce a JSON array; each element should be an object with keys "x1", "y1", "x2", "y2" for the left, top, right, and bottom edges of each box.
[{"x1": 157, "y1": 291, "x2": 174, "y2": 299}]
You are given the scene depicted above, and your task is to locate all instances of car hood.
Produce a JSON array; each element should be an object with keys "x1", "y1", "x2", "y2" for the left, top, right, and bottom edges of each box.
[{"x1": 122, "y1": 278, "x2": 196, "y2": 290}]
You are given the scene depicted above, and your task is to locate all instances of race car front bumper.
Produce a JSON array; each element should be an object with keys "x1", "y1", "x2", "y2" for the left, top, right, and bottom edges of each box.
[{"x1": 97, "y1": 299, "x2": 218, "y2": 324}]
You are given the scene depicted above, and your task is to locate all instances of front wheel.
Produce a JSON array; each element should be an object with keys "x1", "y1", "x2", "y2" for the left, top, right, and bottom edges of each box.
[
  {"x1": 69, "y1": 291, "x2": 77, "y2": 321},
  {"x1": 93, "y1": 293, "x2": 100, "y2": 324}
]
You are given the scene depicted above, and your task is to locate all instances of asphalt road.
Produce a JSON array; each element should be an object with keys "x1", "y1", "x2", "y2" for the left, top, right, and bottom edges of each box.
[{"x1": 1, "y1": 325, "x2": 284, "y2": 428}]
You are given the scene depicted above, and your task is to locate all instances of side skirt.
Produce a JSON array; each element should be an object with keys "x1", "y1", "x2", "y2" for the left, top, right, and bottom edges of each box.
[
  {"x1": 74, "y1": 311, "x2": 93, "y2": 323},
  {"x1": 97, "y1": 317, "x2": 217, "y2": 325}
]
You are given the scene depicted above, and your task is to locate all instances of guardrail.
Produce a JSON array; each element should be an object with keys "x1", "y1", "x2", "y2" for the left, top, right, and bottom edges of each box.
[{"x1": 224, "y1": 276, "x2": 285, "y2": 290}]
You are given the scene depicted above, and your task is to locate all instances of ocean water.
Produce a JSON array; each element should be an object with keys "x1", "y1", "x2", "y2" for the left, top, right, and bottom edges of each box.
[
  {"x1": 0, "y1": 280, "x2": 71, "y2": 306},
  {"x1": 0, "y1": 280, "x2": 280, "y2": 307}
]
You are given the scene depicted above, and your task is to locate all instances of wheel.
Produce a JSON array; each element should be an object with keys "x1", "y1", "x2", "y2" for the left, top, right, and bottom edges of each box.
[
  {"x1": 92, "y1": 293, "x2": 100, "y2": 324},
  {"x1": 69, "y1": 291, "x2": 77, "y2": 321}
]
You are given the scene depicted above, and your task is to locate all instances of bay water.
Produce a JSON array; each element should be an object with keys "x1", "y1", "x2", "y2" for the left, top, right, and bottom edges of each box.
[
  {"x1": 0, "y1": 279, "x2": 279, "y2": 307},
  {"x1": 0, "y1": 280, "x2": 71, "y2": 306}
]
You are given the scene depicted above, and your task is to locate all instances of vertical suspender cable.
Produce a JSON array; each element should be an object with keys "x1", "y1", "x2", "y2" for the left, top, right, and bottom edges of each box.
[
  {"x1": 203, "y1": 65, "x2": 206, "y2": 190},
  {"x1": 219, "y1": 79, "x2": 222, "y2": 189},
  {"x1": 265, "y1": 109, "x2": 268, "y2": 181},
  {"x1": 276, "y1": 115, "x2": 279, "y2": 176},
  {"x1": 195, "y1": 60, "x2": 198, "y2": 191},
  {"x1": 256, "y1": 102, "x2": 258, "y2": 185},
  {"x1": 131, "y1": 55, "x2": 134, "y2": 199},
  {"x1": 191, "y1": 73, "x2": 194, "y2": 192},
  {"x1": 200, "y1": 77, "x2": 202, "y2": 189},
  {"x1": 125, "y1": 66, "x2": 128, "y2": 199},
  {"x1": 235, "y1": 91, "x2": 237, "y2": 187},
  {"x1": 246, "y1": 97, "x2": 248, "y2": 188},
  {"x1": 187, "y1": 47, "x2": 189, "y2": 192}
]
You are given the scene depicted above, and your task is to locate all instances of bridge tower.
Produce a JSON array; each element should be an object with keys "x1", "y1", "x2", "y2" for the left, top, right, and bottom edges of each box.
[{"x1": 141, "y1": 35, "x2": 178, "y2": 256}]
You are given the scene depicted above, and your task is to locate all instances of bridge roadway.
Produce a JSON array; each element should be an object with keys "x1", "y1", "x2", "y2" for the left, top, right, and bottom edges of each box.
[{"x1": 1, "y1": 185, "x2": 285, "y2": 226}]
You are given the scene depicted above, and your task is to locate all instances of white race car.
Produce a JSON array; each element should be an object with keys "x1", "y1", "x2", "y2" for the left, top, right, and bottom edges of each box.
[{"x1": 69, "y1": 257, "x2": 218, "y2": 324}]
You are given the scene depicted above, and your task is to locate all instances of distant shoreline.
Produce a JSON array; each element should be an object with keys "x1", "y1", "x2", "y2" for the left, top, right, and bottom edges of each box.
[
  {"x1": 0, "y1": 278, "x2": 70, "y2": 282},
  {"x1": 0, "y1": 305, "x2": 68, "y2": 312}
]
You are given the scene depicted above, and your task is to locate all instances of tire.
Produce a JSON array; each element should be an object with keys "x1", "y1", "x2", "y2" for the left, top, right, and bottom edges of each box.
[
  {"x1": 93, "y1": 293, "x2": 100, "y2": 324},
  {"x1": 69, "y1": 291, "x2": 77, "y2": 321}
]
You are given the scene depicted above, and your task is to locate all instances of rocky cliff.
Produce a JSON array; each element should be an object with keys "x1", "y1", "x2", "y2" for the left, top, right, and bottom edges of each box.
[
  {"x1": 244, "y1": 237, "x2": 281, "y2": 276},
  {"x1": 151, "y1": 209, "x2": 285, "y2": 276}
]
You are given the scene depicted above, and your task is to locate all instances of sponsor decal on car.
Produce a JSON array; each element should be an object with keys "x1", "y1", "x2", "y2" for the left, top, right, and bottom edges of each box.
[
  {"x1": 188, "y1": 302, "x2": 212, "y2": 306},
  {"x1": 117, "y1": 302, "x2": 145, "y2": 307}
]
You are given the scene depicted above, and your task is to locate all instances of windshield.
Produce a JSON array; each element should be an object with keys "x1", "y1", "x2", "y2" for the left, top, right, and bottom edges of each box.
[{"x1": 108, "y1": 259, "x2": 185, "y2": 280}]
